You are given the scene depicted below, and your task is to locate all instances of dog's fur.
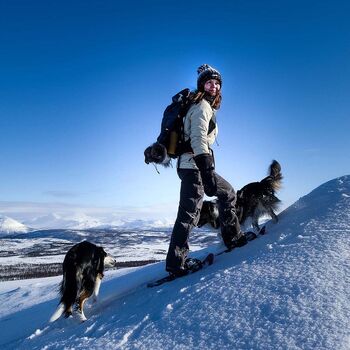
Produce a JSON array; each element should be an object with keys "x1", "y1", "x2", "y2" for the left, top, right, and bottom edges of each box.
[
  {"x1": 50, "y1": 241, "x2": 116, "y2": 322},
  {"x1": 197, "y1": 200, "x2": 220, "y2": 229},
  {"x1": 198, "y1": 160, "x2": 283, "y2": 232}
]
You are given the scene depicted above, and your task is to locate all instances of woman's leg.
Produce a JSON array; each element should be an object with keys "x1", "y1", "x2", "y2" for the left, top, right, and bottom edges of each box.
[
  {"x1": 166, "y1": 169, "x2": 204, "y2": 274},
  {"x1": 215, "y1": 172, "x2": 245, "y2": 248}
]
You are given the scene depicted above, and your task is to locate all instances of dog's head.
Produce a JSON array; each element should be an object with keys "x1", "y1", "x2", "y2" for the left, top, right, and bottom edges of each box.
[
  {"x1": 198, "y1": 200, "x2": 220, "y2": 229},
  {"x1": 95, "y1": 247, "x2": 117, "y2": 275},
  {"x1": 104, "y1": 253, "x2": 117, "y2": 268},
  {"x1": 100, "y1": 248, "x2": 117, "y2": 268}
]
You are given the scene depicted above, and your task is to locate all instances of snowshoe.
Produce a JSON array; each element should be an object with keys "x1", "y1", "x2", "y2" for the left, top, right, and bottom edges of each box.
[
  {"x1": 147, "y1": 253, "x2": 214, "y2": 288},
  {"x1": 244, "y1": 231, "x2": 258, "y2": 241}
]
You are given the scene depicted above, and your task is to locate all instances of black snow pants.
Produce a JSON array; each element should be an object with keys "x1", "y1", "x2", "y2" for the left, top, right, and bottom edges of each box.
[{"x1": 165, "y1": 168, "x2": 241, "y2": 274}]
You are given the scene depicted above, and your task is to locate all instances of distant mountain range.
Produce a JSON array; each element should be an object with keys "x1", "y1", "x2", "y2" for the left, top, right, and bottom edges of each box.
[{"x1": 0, "y1": 213, "x2": 174, "y2": 234}]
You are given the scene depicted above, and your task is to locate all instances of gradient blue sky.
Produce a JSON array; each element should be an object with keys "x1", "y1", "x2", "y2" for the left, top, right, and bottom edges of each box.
[{"x1": 1, "y1": 0, "x2": 349, "y2": 220}]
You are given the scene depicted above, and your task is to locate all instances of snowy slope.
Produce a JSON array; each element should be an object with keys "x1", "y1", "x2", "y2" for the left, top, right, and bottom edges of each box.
[
  {"x1": 0, "y1": 176, "x2": 349, "y2": 350},
  {"x1": 0, "y1": 215, "x2": 29, "y2": 234}
]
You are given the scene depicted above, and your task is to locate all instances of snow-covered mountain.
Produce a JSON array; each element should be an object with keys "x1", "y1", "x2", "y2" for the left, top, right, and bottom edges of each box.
[
  {"x1": 23, "y1": 213, "x2": 173, "y2": 231},
  {"x1": 109, "y1": 218, "x2": 174, "y2": 230},
  {"x1": 0, "y1": 175, "x2": 349, "y2": 349},
  {"x1": 23, "y1": 212, "x2": 106, "y2": 230},
  {"x1": 0, "y1": 215, "x2": 29, "y2": 234}
]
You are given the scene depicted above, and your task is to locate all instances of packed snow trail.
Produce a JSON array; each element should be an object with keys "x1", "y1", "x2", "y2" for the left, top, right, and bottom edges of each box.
[{"x1": 1, "y1": 176, "x2": 350, "y2": 350}]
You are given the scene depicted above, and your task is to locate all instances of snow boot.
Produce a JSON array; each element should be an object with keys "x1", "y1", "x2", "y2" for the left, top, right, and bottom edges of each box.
[
  {"x1": 167, "y1": 257, "x2": 206, "y2": 277},
  {"x1": 184, "y1": 257, "x2": 204, "y2": 273},
  {"x1": 224, "y1": 231, "x2": 248, "y2": 250}
]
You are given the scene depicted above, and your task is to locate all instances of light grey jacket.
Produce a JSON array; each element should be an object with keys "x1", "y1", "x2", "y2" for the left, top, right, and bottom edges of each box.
[{"x1": 177, "y1": 98, "x2": 218, "y2": 169}]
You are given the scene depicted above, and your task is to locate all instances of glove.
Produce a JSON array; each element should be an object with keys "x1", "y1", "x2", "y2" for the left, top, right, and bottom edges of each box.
[
  {"x1": 144, "y1": 145, "x2": 155, "y2": 164},
  {"x1": 194, "y1": 153, "x2": 217, "y2": 197},
  {"x1": 144, "y1": 142, "x2": 166, "y2": 164}
]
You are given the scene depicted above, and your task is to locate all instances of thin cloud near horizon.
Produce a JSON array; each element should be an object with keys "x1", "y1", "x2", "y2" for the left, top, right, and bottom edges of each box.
[{"x1": 43, "y1": 190, "x2": 81, "y2": 198}]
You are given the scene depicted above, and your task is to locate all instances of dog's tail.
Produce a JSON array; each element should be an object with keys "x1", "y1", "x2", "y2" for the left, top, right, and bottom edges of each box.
[
  {"x1": 60, "y1": 266, "x2": 79, "y2": 311},
  {"x1": 49, "y1": 267, "x2": 78, "y2": 322},
  {"x1": 263, "y1": 160, "x2": 283, "y2": 191},
  {"x1": 50, "y1": 253, "x2": 80, "y2": 322},
  {"x1": 49, "y1": 303, "x2": 65, "y2": 323}
]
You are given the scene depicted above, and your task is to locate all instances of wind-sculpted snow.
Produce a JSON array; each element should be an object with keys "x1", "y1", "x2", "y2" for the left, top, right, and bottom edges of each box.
[{"x1": 0, "y1": 176, "x2": 349, "y2": 349}]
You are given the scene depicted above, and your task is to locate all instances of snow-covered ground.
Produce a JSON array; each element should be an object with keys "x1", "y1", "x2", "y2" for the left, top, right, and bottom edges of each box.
[{"x1": 0, "y1": 175, "x2": 349, "y2": 349}]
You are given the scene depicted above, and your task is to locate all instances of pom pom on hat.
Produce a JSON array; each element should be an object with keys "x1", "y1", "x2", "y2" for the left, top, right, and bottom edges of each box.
[{"x1": 197, "y1": 64, "x2": 222, "y2": 91}]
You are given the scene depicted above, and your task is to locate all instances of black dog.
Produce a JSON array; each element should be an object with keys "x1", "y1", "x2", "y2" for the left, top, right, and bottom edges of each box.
[
  {"x1": 50, "y1": 241, "x2": 116, "y2": 322},
  {"x1": 198, "y1": 160, "x2": 282, "y2": 232}
]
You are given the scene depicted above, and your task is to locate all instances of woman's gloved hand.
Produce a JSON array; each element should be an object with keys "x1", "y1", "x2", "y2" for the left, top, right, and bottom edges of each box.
[
  {"x1": 144, "y1": 142, "x2": 170, "y2": 165},
  {"x1": 194, "y1": 153, "x2": 217, "y2": 196}
]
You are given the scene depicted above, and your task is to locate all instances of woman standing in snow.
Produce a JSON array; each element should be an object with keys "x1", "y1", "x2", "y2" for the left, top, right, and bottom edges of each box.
[{"x1": 165, "y1": 64, "x2": 247, "y2": 276}]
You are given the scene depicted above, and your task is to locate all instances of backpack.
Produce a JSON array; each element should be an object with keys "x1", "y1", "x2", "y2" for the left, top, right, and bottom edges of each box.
[
  {"x1": 156, "y1": 88, "x2": 192, "y2": 158},
  {"x1": 144, "y1": 88, "x2": 216, "y2": 166}
]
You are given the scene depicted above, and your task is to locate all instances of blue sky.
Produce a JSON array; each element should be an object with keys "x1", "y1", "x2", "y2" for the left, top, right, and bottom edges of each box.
[{"x1": 1, "y1": 0, "x2": 349, "y2": 221}]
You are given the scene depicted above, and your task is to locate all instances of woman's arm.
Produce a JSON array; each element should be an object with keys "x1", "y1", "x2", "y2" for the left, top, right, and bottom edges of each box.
[{"x1": 190, "y1": 100, "x2": 213, "y2": 156}]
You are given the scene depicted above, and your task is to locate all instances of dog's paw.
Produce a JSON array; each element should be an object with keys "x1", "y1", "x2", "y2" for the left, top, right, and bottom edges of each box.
[{"x1": 78, "y1": 312, "x2": 87, "y2": 322}]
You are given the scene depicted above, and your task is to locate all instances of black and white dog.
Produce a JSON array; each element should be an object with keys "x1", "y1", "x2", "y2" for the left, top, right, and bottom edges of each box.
[
  {"x1": 50, "y1": 241, "x2": 116, "y2": 322},
  {"x1": 198, "y1": 160, "x2": 283, "y2": 232},
  {"x1": 197, "y1": 200, "x2": 220, "y2": 229}
]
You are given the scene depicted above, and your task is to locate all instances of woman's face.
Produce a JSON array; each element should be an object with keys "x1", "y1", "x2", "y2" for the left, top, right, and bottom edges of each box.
[{"x1": 204, "y1": 79, "x2": 221, "y2": 96}]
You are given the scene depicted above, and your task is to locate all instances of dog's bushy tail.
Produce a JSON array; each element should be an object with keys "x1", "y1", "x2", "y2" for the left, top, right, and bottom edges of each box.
[
  {"x1": 263, "y1": 160, "x2": 283, "y2": 191},
  {"x1": 60, "y1": 266, "x2": 79, "y2": 314},
  {"x1": 50, "y1": 265, "x2": 79, "y2": 322}
]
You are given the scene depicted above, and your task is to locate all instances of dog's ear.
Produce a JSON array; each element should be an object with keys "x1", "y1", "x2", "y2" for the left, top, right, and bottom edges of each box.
[
  {"x1": 95, "y1": 247, "x2": 106, "y2": 274},
  {"x1": 96, "y1": 247, "x2": 107, "y2": 257}
]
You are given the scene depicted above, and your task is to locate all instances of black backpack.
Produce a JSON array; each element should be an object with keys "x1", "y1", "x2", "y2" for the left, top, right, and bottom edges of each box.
[
  {"x1": 144, "y1": 88, "x2": 217, "y2": 166},
  {"x1": 156, "y1": 88, "x2": 193, "y2": 159}
]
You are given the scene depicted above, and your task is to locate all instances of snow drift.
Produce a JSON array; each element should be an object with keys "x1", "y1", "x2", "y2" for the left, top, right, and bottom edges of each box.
[{"x1": 0, "y1": 176, "x2": 349, "y2": 349}]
